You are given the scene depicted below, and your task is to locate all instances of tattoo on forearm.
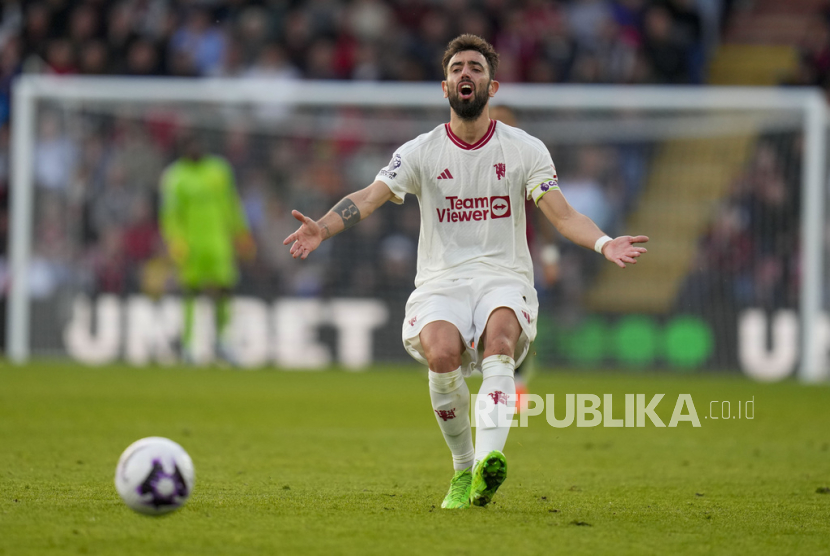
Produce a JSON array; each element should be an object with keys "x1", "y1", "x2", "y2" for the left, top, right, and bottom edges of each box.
[
  {"x1": 333, "y1": 198, "x2": 361, "y2": 231},
  {"x1": 322, "y1": 224, "x2": 331, "y2": 240}
]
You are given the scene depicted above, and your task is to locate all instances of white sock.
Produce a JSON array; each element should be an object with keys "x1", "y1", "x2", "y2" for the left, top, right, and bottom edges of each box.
[
  {"x1": 474, "y1": 355, "x2": 516, "y2": 465},
  {"x1": 429, "y1": 368, "x2": 474, "y2": 471}
]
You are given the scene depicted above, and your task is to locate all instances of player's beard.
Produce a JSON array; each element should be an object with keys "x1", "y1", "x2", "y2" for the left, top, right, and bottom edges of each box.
[{"x1": 448, "y1": 80, "x2": 490, "y2": 122}]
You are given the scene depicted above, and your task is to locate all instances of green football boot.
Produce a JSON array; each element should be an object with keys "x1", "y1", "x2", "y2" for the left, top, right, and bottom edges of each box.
[
  {"x1": 469, "y1": 450, "x2": 507, "y2": 507},
  {"x1": 441, "y1": 468, "x2": 472, "y2": 509}
]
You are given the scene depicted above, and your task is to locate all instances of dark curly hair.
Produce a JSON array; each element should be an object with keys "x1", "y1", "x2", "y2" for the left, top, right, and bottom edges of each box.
[{"x1": 441, "y1": 34, "x2": 499, "y2": 79}]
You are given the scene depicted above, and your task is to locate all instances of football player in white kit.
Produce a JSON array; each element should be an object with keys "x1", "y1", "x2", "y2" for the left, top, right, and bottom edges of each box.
[{"x1": 284, "y1": 35, "x2": 649, "y2": 509}]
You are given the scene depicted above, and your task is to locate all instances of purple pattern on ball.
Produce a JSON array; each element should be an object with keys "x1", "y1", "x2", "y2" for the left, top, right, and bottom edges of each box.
[{"x1": 137, "y1": 458, "x2": 189, "y2": 508}]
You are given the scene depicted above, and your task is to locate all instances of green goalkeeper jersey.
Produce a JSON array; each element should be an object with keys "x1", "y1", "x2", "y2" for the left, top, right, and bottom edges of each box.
[{"x1": 160, "y1": 155, "x2": 249, "y2": 287}]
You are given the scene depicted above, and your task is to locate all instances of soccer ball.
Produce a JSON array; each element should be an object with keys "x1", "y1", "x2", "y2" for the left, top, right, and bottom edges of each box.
[{"x1": 114, "y1": 437, "x2": 195, "y2": 515}]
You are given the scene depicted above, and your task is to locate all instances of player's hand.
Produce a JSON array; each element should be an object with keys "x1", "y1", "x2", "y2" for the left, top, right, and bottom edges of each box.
[
  {"x1": 235, "y1": 232, "x2": 257, "y2": 262},
  {"x1": 283, "y1": 210, "x2": 324, "y2": 260},
  {"x1": 603, "y1": 235, "x2": 649, "y2": 268}
]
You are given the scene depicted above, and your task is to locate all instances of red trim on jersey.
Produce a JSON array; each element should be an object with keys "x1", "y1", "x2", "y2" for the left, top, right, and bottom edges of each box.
[{"x1": 444, "y1": 120, "x2": 497, "y2": 150}]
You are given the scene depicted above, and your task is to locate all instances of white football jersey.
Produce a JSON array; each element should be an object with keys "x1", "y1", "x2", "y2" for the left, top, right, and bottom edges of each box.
[{"x1": 376, "y1": 120, "x2": 559, "y2": 288}]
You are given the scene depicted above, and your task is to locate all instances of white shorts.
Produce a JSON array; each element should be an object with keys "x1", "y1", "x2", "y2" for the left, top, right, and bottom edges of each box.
[{"x1": 401, "y1": 275, "x2": 539, "y2": 376}]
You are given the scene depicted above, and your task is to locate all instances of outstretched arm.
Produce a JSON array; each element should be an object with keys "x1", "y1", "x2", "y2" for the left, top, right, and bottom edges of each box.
[
  {"x1": 283, "y1": 179, "x2": 396, "y2": 260},
  {"x1": 537, "y1": 190, "x2": 648, "y2": 268}
]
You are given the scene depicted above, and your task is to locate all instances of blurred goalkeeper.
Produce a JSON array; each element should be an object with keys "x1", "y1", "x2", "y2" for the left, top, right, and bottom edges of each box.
[{"x1": 160, "y1": 133, "x2": 255, "y2": 364}]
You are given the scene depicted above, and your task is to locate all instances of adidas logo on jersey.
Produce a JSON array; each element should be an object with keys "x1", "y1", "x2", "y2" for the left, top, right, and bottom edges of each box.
[{"x1": 437, "y1": 169, "x2": 454, "y2": 179}]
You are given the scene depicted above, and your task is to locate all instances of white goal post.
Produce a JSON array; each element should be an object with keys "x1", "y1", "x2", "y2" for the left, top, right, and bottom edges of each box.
[{"x1": 6, "y1": 76, "x2": 828, "y2": 381}]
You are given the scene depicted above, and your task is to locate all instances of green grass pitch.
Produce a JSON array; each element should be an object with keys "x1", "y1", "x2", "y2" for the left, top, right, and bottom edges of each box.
[{"x1": 1, "y1": 362, "x2": 829, "y2": 555}]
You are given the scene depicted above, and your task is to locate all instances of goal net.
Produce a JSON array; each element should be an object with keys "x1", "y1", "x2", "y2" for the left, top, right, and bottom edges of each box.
[{"x1": 6, "y1": 77, "x2": 828, "y2": 380}]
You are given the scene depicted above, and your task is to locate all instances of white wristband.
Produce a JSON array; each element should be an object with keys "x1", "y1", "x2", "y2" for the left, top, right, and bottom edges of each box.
[{"x1": 594, "y1": 235, "x2": 612, "y2": 254}]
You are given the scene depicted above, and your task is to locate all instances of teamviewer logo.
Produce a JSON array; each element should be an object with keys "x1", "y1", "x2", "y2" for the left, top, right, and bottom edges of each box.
[{"x1": 490, "y1": 196, "x2": 511, "y2": 219}]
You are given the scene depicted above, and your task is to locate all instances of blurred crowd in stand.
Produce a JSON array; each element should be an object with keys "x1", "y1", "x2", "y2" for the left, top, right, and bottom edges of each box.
[
  {"x1": 787, "y1": 5, "x2": 830, "y2": 94},
  {"x1": 0, "y1": 0, "x2": 717, "y2": 87},
  {"x1": 679, "y1": 135, "x2": 802, "y2": 313}
]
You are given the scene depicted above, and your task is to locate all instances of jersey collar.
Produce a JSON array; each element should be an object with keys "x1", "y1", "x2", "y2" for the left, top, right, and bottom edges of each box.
[{"x1": 444, "y1": 119, "x2": 496, "y2": 151}]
